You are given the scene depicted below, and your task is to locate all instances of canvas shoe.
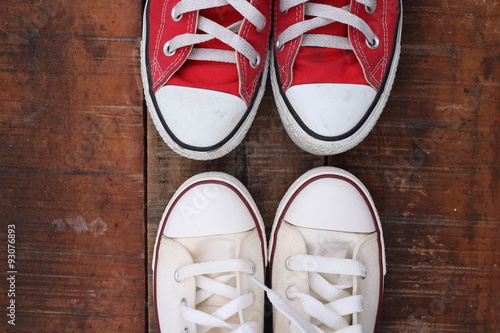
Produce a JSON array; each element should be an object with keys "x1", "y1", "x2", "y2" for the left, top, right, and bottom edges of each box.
[
  {"x1": 265, "y1": 167, "x2": 386, "y2": 332},
  {"x1": 141, "y1": 0, "x2": 271, "y2": 160},
  {"x1": 271, "y1": 0, "x2": 403, "y2": 155},
  {"x1": 153, "y1": 172, "x2": 267, "y2": 332}
]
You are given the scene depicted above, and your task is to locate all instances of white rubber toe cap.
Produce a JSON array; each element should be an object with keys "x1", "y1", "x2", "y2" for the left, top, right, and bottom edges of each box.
[
  {"x1": 155, "y1": 85, "x2": 247, "y2": 148},
  {"x1": 285, "y1": 83, "x2": 377, "y2": 137},
  {"x1": 163, "y1": 179, "x2": 256, "y2": 238},
  {"x1": 284, "y1": 175, "x2": 376, "y2": 233}
]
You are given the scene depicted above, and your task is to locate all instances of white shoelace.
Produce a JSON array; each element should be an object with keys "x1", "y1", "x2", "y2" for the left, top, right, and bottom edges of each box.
[
  {"x1": 254, "y1": 255, "x2": 367, "y2": 333},
  {"x1": 164, "y1": 0, "x2": 266, "y2": 68},
  {"x1": 276, "y1": 0, "x2": 378, "y2": 51},
  {"x1": 176, "y1": 259, "x2": 259, "y2": 333}
]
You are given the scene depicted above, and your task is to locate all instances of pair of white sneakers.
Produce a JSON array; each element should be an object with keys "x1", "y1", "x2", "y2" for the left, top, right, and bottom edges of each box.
[{"x1": 153, "y1": 167, "x2": 385, "y2": 332}]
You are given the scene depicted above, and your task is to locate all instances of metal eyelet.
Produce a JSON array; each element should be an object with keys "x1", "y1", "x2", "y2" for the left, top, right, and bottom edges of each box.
[
  {"x1": 174, "y1": 269, "x2": 183, "y2": 283},
  {"x1": 250, "y1": 54, "x2": 261, "y2": 68},
  {"x1": 179, "y1": 298, "x2": 188, "y2": 306},
  {"x1": 285, "y1": 256, "x2": 291, "y2": 270},
  {"x1": 280, "y1": 8, "x2": 288, "y2": 15},
  {"x1": 365, "y1": 4, "x2": 376, "y2": 14},
  {"x1": 171, "y1": 7, "x2": 183, "y2": 22},
  {"x1": 163, "y1": 41, "x2": 176, "y2": 56},
  {"x1": 183, "y1": 328, "x2": 189, "y2": 333},
  {"x1": 366, "y1": 35, "x2": 379, "y2": 49},
  {"x1": 286, "y1": 285, "x2": 297, "y2": 300},
  {"x1": 275, "y1": 40, "x2": 284, "y2": 52},
  {"x1": 251, "y1": 262, "x2": 256, "y2": 275}
]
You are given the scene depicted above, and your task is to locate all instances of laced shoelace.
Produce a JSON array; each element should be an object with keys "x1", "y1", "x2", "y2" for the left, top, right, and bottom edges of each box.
[
  {"x1": 254, "y1": 254, "x2": 367, "y2": 333},
  {"x1": 175, "y1": 258, "x2": 259, "y2": 333},
  {"x1": 276, "y1": 0, "x2": 379, "y2": 52},
  {"x1": 164, "y1": 0, "x2": 266, "y2": 68}
]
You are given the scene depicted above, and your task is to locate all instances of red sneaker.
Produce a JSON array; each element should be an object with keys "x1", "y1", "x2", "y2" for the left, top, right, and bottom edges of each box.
[
  {"x1": 142, "y1": 0, "x2": 271, "y2": 160},
  {"x1": 271, "y1": 0, "x2": 402, "y2": 155}
]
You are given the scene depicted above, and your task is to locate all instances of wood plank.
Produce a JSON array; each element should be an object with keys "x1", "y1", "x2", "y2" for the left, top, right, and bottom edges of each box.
[
  {"x1": 327, "y1": 1, "x2": 499, "y2": 332},
  {"x1": 2, "y1": 0, "x2": 497, "y2": 331},
  {"x1": 0, "y1": 0, "x2": 145, "y2": 331}
]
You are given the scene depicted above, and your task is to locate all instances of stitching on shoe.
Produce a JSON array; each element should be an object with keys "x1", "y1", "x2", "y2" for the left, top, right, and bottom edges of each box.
[
  {"x1": 284, "y1": 8, "x2": 301, "y2": 88},
  {"x1": 370, "y1": 0, "x2": 390, "y2": 87},
  {"x1": 279, "y1": 5, "x2": 302, "y2": 89},
  {"x1": 153, "y1": 0, "x2": 169, "y2": 81},
  {"x1": 239, "y1": 3, "x2": 253, "y2": 103},
  {"x1": 153, "y1": 1, "x2": 195, "y2": 90},
  {"x1": 367, "y1": 0, "x2": 389, "y2": 87},
  {"x1": 351, "y1": 3, "x2": 373, "y2": 87},
  {"x1": 240, "y1": 0, "x2": 270, "y2": 103},
  {"x1": 379, "y1": 0, "x2": 390, "y2": 85},
  {"x1": 151, "y1": 59, "x2": 160, "y2": 78},
  {"x1": 351, "y1": 1, "x2": 394, "y2": 89}
]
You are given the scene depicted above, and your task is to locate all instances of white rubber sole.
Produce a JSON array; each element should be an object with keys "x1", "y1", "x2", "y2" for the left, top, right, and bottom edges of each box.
[
  {"x1": 152, "y1": 172, "x2": 267, "y2": 271},
  {"x1": 140, "y1": 2, "x2": 269, "y2": 160},
  {"x1": 271, "y1": 11, "x2": 403, "y2": 156},
  {"x1": 268, "y1": 166, "x2": 386, "y2": 275}
]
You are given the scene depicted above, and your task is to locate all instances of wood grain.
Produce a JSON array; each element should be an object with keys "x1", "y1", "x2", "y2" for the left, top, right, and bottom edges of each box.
[
  {"x1": 1, "y1": 0, "x2": 498, "y2": 332},
  {"x1": 0, "y1": 0, "x2": 145, "y2": 331}
]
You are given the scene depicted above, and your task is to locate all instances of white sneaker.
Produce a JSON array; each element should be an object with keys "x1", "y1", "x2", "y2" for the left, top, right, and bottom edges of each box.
[
  {"x1": 153, "y1": 172, "x2": 267, "y2": 332},
  {"x1": 266, "y1": 167, "x2": 386, "y2": 332}
]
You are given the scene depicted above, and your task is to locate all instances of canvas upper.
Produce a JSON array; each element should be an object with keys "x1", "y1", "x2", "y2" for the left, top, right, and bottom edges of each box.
[
  {"x1": 268, "y1": 167, "x2": 386, "y2": 332},
  {"x1": 153, "y1": 172, "x2": 267, "y2": 332},
  {"x1": 271, "y1": 0, "x2": 402, "y2": 155},
  {"x1": 142, "y1": 0, "x2": 271, "y2": 160}
]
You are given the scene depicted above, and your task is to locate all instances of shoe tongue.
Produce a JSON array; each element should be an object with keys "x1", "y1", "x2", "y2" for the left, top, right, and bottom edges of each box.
[
  {"x1": 291, "y1": 0, "x2": 369, "y2": 87},
  {"x1": 297, "y1": 226, "x2": 366, "y2": 328},
  {"x1": 295, "y1": 226, "x2": 367, "y2": 287},
  {"x1": 308, "y1": 0, "x2": 350, "y2": 38},
  {"x1": 167, "y1": 5, "x2": 242, "y2": 96},
  {"x1": 199, "y1": 5, "x2": 243, "y2": 51},
  {"x1": 176, "y1": 232, "x2": 245, "y2": 315}
]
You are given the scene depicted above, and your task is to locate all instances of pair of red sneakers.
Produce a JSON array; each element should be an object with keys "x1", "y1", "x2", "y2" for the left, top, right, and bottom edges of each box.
[{"x1": 141, "y1": 0, "x2": 402, "y2": 160}]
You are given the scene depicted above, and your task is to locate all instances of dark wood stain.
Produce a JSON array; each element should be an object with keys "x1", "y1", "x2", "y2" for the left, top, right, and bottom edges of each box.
[{"x1": 1, "y1": 0, "x2": 145, "y2": 331}]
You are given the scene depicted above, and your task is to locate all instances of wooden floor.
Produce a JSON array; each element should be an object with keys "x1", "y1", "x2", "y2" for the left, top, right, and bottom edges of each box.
[{"x1": 1, "y1": 0, "x2": 498, "y2": 332}]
